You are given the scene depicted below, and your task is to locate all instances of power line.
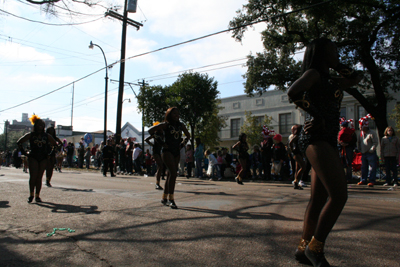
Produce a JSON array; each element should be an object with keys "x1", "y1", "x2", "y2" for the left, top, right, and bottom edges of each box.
[
  {"x1": 0, "y1": 0, "x2": 334, "y2": 113},
  {"x1": 0, "y1": 8, "x2": 105, "y2": 26}
]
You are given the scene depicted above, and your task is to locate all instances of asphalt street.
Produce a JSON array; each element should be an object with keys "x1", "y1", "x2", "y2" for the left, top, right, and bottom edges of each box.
[{"x1": 1, "y1": 166, "x2": 399, "y2": 267}]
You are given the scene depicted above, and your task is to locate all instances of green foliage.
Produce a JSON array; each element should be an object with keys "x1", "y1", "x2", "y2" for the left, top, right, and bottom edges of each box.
[
  {"x1": 0, "y1": 130, "x2": 26, "y2": 151},
  {"x1": 390, "y1": 104, "x2": 400, "y2": 132},
  {"x1": 230, "y1": 0, "x2": 400, "y2": 137},
  {"x1": 194, "y1": 105, "x2": 227, "y2": 149},
  {"x1": 138, "y1": 72, "x2": 225, "y2": 146},
  {"x1": 240, "y1": 111, "x2": 273, "y2": 149},
  {"x1": 137, "y1": 85, "x2": 171, "y2": 127}
]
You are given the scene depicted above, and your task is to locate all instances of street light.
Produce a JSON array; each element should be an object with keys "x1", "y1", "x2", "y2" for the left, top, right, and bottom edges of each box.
[{"x1": 89, "y1": 41, "x2": 108, "y2": 143}]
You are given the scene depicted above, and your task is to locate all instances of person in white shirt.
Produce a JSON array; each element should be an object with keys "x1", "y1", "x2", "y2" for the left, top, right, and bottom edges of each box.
[
  {"x1": 133, "y1": 143, "x2": 143, "y2": 174},
  {"x1": 179, "y1": 146, "x2": 186, "y2": 176},
  {"x1": 205, "y1": 149, "x2": 221, "y2": 181},
  {"x1": 357, "y1": 120, "x2": 379, "y2": 187}
]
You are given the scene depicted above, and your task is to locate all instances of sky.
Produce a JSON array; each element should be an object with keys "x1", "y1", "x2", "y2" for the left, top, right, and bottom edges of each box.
[{"x1": 0, "y1": 0, "x2": 267, "y2": 134}]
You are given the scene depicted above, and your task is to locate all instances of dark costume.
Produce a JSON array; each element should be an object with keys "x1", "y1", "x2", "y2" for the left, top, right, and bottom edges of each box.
[
  {"x1": 162, "y1": 122, "x2": 184, "y2": 157},
  {"x1": 29, "y1": 133, "x2": 50, "y2": 162},
  {"x1": 297, "y1": 71, "x2": 343, "y2": 152},
  {"x1": 261, "y1": 138, "x2": 273, "y2": 180},
  {"x1": 153, "y1": 131, "x2": 164, "y2": 156},
  {"x1": 102, "y1": 144, "x2": 115, "y2": 176}
]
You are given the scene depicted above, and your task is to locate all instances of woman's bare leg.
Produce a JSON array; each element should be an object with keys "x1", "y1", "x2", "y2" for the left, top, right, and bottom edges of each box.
[
  {"x1": 303, "y1": 141, "x2": 348, "y2": 242},
  {"x1": 293, "y1": 155, "x2": 306, "y2": 184},
  {"x1": 153, "y1": 154, "x2": 163, "y2": 185}
]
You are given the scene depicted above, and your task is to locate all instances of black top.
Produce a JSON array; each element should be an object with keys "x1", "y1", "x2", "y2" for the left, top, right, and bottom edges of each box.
[
  {"x1": 102, "y1": 145, "x2": 115, "y2": 160},
  {"x1": 162, "y1": 122, "x2": 183, "y2": 157},
  {"x1": 29, "y1": 132, "x2": 50, "y2": 162},
  {"x1": 237, "y1": 141, "x2": 249, "y2": 159},
  {"x1": 261, "y1": 139, "x2": 273, "y2": 159},
  {"x1": 299, "y1": 71, "x2": 343, "y2": 152},
  {"x1": 273, "y1": 142, "x2": 287, "y2": 161},
  {"x1": 153, "y1": 130, "x2": 164, "y2": 156}
]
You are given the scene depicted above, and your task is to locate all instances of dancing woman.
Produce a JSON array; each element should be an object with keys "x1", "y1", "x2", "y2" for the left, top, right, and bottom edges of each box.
[
  {"x1": 145, "y1": 122, "x2": 164, "y2": 190},
  {"x1": 17, "y1": 115, "x2": 57, "y2": 203},
  {"x1": 45, "y1": 126, "x2": 63, "y2": 187},
  {"x1": 288, "y1": 38, "x2": 361, "y2": 267},
  {"x1": 232, "y1": 133, "x2": 249, "y2": 185},
  {"x1": 288, "y1": 124, "x2": 305, "y2": 190},
  {"x1": 148, "y1": 107, "x2": 190, "y2": 209}
]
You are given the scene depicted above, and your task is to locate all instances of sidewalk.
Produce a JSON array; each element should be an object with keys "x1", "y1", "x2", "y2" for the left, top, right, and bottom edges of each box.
[{"x1": 1, "y1": 167, "x2": 400, "y2": 266}]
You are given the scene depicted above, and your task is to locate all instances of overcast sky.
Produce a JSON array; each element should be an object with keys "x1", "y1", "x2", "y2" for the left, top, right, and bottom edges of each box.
[{"x1": 0, "y1": 0, "x2": 268, "y2": 133}]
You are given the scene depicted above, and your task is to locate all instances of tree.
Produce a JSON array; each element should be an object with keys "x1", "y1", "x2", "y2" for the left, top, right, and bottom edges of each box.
[
  {"x1": 137, "y1": 72, "x2": 226, "y2": 147},
  {"x1": 240, "y1": 111, "x2": 273, "y2": 150},
  {"x1": 0, "y1": 130, "x2": 25, "y2": 152},
  {"x1": 230, "y1": 0, "x2": 400, "y2": 138},
  {"x1": 390, "y1": 104, "x2": 400, "y2": 132},
  {"x1": 170, "y1": 72, "x2": 224, "y2": 146},
  {"x1": 193, "y1": 104, "x2": 227, "y2": 149},
  {"x1": 137, "y1": 84, "x2": 171, "y2": 127}
]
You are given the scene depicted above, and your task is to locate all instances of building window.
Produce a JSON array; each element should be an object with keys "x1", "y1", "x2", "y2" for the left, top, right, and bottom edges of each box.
[
  {"x1": 357, "y1": 106, "x2": 375, "y2": 129},
  {"x1": 256, "y1": 116, "x2": 264, "y2": 126},
  {"x1": 256, "y1": 99, "x2": 263, "y2": 106},
  {"x1": 231, "y1": 118, "x2": 240, "y2": 138},
  {"x1": 279, "y1": 113, "x2": 292, "y2": 134},
  {"x1": 233, "y1": 102, "x2": 240, "y2": 109},
  {"x1": 340, "y1": 107, "x2": 346, "y2": 118}
]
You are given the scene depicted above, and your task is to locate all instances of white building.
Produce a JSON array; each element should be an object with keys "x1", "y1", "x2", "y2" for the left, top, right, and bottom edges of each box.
[{"x1": 218, "y1": 89, "x2": 399, "y2": 152}]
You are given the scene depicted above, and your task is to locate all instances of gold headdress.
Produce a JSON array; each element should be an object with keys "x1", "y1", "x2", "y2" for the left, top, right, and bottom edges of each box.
[
  {"x1": 153, "y1": 121, "x2": 160, "y2": 126},
  {"x1": 29, "y1": 114, "x2": 41, "y2": 125}
]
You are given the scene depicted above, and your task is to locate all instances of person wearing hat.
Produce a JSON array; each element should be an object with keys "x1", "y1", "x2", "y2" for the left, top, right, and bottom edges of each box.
[
  {"x1": 357, "y1": 120, "x2": 378, "y2": 187},
  {"x1": 272, "y1": 133, "x2": 287, "y2": 180},
  {"x1": 380, "y1": 126, "x2": 400, "y2": 186},
  {"x1": 338, "y1": 120, "x2": 357, "y2": 183}
]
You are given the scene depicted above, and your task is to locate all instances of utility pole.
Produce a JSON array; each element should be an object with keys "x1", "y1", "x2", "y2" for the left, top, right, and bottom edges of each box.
[
  {"x1": 107, "y1": 1, "x2": 143, "y2": 145},
  {"x1": 71, "y1": 83, "x2": 74, "y2": 131},
  {"x1": 140, "y1": 79, "x2": 148, "y2": 150},
  {"x1": 4, "y1": 120, "x2": 9, "y2": 151},
  {"x1": 115, "y1": 0, "x2": 129, "y2": 145}
]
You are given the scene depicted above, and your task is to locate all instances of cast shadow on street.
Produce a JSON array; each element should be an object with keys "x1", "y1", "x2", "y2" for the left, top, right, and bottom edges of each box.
[
  {"x1": 179, "y1": 204, "x2": 302, "y2": 221},
  {"x1": 0, "y1": 201, "x2": 10, "y2": 208},
  {"x1": 35, "y1": 201, "x2": 100, "y2": 214},
  {"x1": 180, "y1": 190, "x2": 235, "y2": 196},
  {"x1": 52, "y1": 187, "x2": 94, "y2": 193}
]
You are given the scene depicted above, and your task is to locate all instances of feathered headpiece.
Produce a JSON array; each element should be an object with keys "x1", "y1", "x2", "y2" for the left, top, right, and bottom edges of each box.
[
  {"x1": 359, "y1": 114, "x2": 373, "y2": 128},
  {"x1": 261, "y1": 126, "x2": 275, "y2": 138},
  {"x1": 29, "y1": 114, "x2": 41, "y2": 125},
  {"x1": 339, "y1": 117, "x2": 354, "y2": 129}
]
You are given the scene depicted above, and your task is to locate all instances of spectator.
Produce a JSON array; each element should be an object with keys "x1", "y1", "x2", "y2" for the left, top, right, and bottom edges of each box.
[
  {"x1": 272, "y1": 134, "x2": 287, "y2": 180},
  {"x1": 250, "y1": 145, "x2": 262, "y2": 179},
  {"x1": 102, "y1": 140, "x2": 115, "y2": 177},
  {"x1": 186, "y1": 144, "x2": 194, "y2": 178},
  {"x1": 145, "y1": 149, "x2": 153, "y2": 175},
  {"x1": 117, "y1": 140, "x2": 126, "y2": 174},
  {"x1": 380, "y1": 126, "x2": 400, "y2": 186},
  {"x1": 133, "y1": 143, "x2": 143, "y2": 174},
  {"x1": 220, "y1": 148, "x2": 232, "y2": 179},
  {"x1": 357, "y1": 120, "x2": 379, "y2": 187},
  {"x1": 179, "y1": 145, "x2": 186, "y2": 176},
  {"x1": 338, "y1": 121, "x2": 357, "y2": 183},
  {"x1": 77, "y1": 141, "x2": 85, "y2": 168},
  {"x1": 66, "y1": 142, "x2": 74, "y2": 167},
  {"x1": 261, "y1": 135, "x2": 273, "y2": 180},
  {"x1": 205, "y1": 150, "x2": 220, "y2": 181},
  {"x1": 125, "y1": 138, "x2": 134, "y2": 175},
  {"x1": 194, "y1": 138, "x2": 204, "y2": 178},
  {"x1": 85, "y1": 147, "x2": 91, "y2": 169}
]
